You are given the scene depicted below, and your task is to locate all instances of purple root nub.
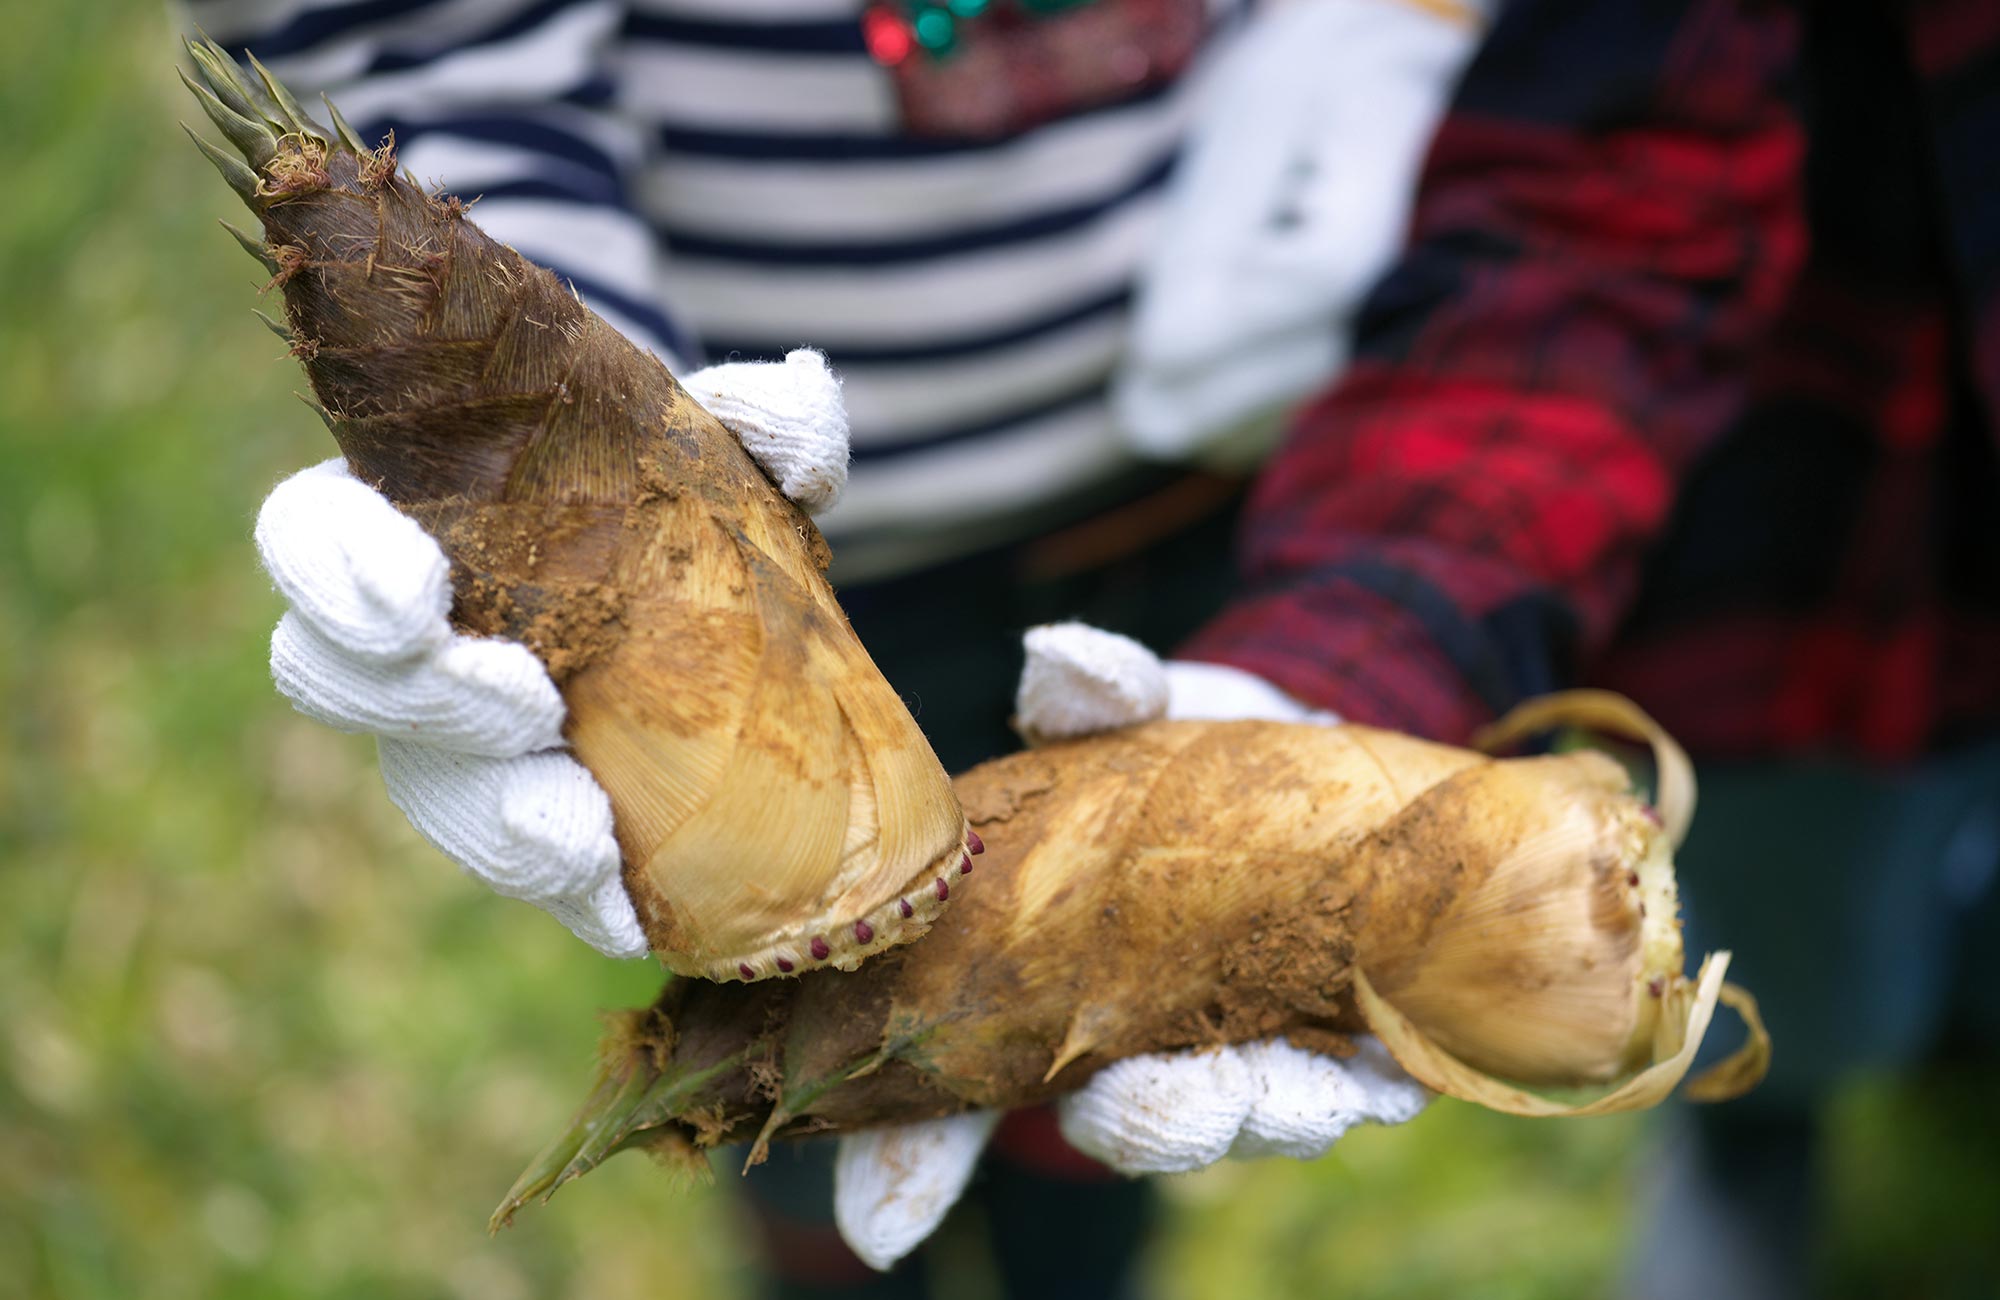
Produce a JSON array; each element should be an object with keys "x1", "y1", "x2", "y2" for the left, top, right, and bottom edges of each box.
[
  {"x1": 934, "y1": 877, "x2": 950, "y2": 902},
  {"x1": 738, "y1": 963, "x2": 755, "y2": 980},
  {"x1": 1648, "y1": 977, "x2": 1666, "y2": 998},
  {"x1": 959, "y1": 853, "x2": 973, "y2": 876},
  {"x1": 966, "y1": 830, "x2": 985, "y2": 855},
  {"x1": 776, "y1": 957, "x2": 795, "y2": 973},
  {"x1": 854, "y1": 920, "x2": 875, "y2": 944},
  {"x1": 898, "y1": 899, "x2": 914, "y2": 919},
  {"x1": 1640, "y1": 804, "x2": 1664, "y2": 826},
  {"x1": 810, "y1": 936, "x2": 832, "y2": 961}
]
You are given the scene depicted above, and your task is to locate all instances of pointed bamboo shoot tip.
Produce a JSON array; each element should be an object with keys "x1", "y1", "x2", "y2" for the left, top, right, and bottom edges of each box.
[
  {"x1": 182, "y1": 37, "x2": 236, "y2": 99},
  {"x1": 743, "y1": 1109, "x2": 790, "y2": 1174},
  {"x1": 219, "y1": 219, "x2": 278, "y2": 271},
  {"x1": 178, "y1": 69, "x2": 277, "y2": 167},
  {"x1": 321, "y1": 94, "x2": 368, "y2": 154},
  {"x1": 182, "y1": 123, "x2": 260, "y2": 203},
  {"x1": 246, "y1": 50, "x2": 324, "y2": 144},
  {"x1": 187, "y1": 36, "x2": 286, "y2": 134},
  {"x1": 1044, "y1": 1019, "x2": 1099, "y2": 1083},
  {"x1": 294, "y1": 392, "x2": 335, "y2": 429},
  {"x1": 251, "y1": 308, "x2": 290, "y2": 340}
]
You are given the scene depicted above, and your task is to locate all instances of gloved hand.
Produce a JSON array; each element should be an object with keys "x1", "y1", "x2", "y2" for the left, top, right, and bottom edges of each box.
[
  {"x1": 255, "y1": 349, "x2": 851, "y2": 957},
  {"x1": 1115, "y1": 0, "x2": 1489, "y2": 460},
  {"x1": 832, "y1": 624, "x2": 1431, "y2": 1271}
]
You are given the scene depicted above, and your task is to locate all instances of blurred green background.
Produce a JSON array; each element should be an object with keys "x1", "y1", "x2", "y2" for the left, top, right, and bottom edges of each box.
[{"x1": 1, "y1": 3, "x2": 1995, "y2": 1297}]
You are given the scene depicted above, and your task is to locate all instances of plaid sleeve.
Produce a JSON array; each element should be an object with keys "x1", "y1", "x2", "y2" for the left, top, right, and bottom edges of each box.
[{"x1": 1181, "y1": 0, "x2": 1808, "y2": 741}]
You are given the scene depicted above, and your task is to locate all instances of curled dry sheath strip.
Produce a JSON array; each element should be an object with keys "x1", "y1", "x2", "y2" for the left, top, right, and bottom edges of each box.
[{"x1": 181, "y1": 38, "x2": 972, "y2": 979}]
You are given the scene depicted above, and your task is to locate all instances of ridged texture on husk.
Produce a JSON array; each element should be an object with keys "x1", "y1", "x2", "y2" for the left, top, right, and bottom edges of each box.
[
  {"x1": 184, "y1": 42, "x2": 971, "y2": 979},
  {"x1": 496, "y1": 709, "x2": 1769, "y2": 1225}
]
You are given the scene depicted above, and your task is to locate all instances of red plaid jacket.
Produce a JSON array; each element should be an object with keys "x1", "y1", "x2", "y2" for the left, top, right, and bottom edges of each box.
[{"x1": 1186, "y1": 0, "x2": 2000, "y2": 761}]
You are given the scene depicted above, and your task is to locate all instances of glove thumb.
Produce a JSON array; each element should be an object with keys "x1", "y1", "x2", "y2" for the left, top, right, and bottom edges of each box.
[{"x1": 683, "y1": 349, "x2": 849, "y2": 513}]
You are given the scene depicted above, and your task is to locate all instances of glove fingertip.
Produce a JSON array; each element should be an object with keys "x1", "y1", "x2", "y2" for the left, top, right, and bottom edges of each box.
[
  {"x1": 1160, "y1": 660, "x2": 1338, "y2": 725},
  {"x1": 484, "y1": 753, "x2": 619, "y2": 897},
  {"x1": 269, "y1": 611, "x2": 375, "y2": 733},
  {"x1": 834, "y1": 1111, "x2": 998, "y2": 1272},
  {"x1": 437, "y1": 637, "x2": 568, "y2": 755},
  {"x1": 259, "y1": 465, "x2": 452, "y2": 661},
  {"x1": 550, "y1": 875, "x2": 650, "y2": 959},
  {"x1": 343, "y1": 494, "x2": 451, "y2": 624},
  {"x1": 782, "y1": 465, "x2": 847, "y2": 515},
  {"x1": 1343, "y1": 1037, "x2": 1433, "y2": 1125},
  {"x1": 782, "y1": 346, "x2": 834, "y2": 378},
  {"x1": 379, "y1": 741, "x2": 644, "y2": 957},
  {"x1": 684, "y1": 355, "x2": 850, "y2": 514},
  {"x1": 1057, "y1": 1048, "x2": 1252, "y2": 1174},
  {"x1": 1230, "y1": 1040, "x2": 1366, "y2": 1159},
  {"x1": 1016, "y1": 622, "x2": 1170, "y2": 740}
]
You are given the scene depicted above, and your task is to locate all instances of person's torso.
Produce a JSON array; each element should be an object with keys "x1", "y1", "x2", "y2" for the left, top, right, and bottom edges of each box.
[{"x1": 613, "y1": 0, "x2": 1250, "y2": 575}]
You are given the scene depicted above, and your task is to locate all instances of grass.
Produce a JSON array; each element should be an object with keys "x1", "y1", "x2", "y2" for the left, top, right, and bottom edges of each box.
[{"x1": 1, "y1": 3, "x2": 1994, "y2": 1297}]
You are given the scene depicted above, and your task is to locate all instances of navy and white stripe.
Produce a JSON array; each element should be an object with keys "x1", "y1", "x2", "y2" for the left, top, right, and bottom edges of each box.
[{"x1": 190, "y1": 0, "x2": 1249, "y2": 575}]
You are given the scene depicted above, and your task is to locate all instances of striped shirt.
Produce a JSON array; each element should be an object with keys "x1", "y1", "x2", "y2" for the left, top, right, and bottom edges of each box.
[{"x1": 191, "y1": 0, "x2": 1257, "y2": 578}]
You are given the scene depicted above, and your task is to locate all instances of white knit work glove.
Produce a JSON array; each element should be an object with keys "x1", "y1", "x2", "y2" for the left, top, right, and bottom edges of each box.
[
  {"x1": 255, "y1": 350, "x2": 849, "y2": 958},
  {"x1": 833, "y1": 623, "x2": 1430, "y2": 1271},
  {"x1": 1115, "y1": 0, "x2": 1489, "y2": 460}
]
